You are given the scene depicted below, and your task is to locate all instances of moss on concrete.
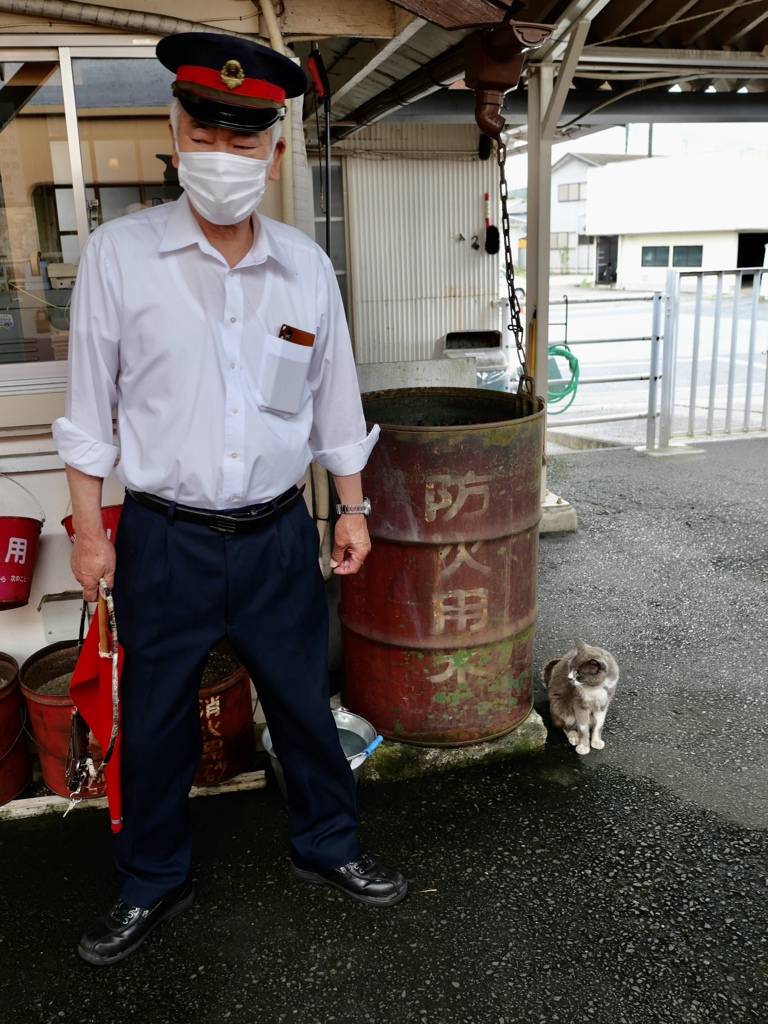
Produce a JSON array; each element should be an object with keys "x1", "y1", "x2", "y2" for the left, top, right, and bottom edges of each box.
[{"x1": 359, "y1": 709, "x2": 547, "y2": 785}]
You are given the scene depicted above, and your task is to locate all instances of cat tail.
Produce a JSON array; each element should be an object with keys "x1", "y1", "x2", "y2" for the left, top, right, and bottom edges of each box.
[{"x1": 543, "y1": 659, "x2": 560, "y2": 686}]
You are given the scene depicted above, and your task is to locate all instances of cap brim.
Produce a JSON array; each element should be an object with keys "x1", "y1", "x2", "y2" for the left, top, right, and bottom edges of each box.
[{"x1": 175, "y1": 89, "x2": 284, "y2": 133}]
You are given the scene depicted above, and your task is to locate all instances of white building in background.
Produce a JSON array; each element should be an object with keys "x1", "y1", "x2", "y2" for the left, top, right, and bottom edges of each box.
[
  {"x1": 550, "y1": 153, "x2": 644, "y2": 278},
  {"x1": 585, "y1": 149, "x2": 768, "y2": 291}
]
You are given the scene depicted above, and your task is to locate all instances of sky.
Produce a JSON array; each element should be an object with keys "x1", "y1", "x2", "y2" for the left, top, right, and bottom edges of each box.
[{"x1": 505, "y1": 121, "x2": 768, "y2": 189}]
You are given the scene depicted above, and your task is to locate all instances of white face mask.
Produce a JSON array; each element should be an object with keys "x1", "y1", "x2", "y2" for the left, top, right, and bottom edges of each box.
[{"x1": 176, "y1": 150, "x2": 272, "y2": 225}]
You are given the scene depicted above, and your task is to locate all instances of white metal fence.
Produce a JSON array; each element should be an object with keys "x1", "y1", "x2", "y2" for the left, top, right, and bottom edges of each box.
[{"x1": 654, "y1": 267, "x2": 768, "y2": 449}]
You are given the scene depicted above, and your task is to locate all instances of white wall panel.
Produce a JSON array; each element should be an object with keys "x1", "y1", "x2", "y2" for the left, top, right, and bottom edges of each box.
[{"x1": 344, "y1": 134, "x2": 503, "y2": 364}]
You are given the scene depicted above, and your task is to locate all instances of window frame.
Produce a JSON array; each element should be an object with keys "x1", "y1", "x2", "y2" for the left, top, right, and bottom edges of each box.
[
  {"x1": 0, "y1": 39, "x2": 157, "y2": 416},
  {"x1": 673, "y1": 245, "x2": 703, "y2": 268},
  {"x1": 641, "y1": 245, "x2": 670, "y2": 268}
]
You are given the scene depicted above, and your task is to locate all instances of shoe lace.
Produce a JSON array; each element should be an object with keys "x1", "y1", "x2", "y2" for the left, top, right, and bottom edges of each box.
[{"x1": 111, "y1": 900, "x2": 142, "y2": 926}]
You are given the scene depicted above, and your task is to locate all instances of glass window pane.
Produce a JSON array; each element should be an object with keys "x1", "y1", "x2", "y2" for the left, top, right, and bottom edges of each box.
[
  {"x1": 0, "y1": 62, "x2": 75, "y2": 366},
  {"x1": 54, "y1": 188, "x2": 77, "y2": 233},
  {"x1": 73, "y1": 57, "x2": 180, "y2": 233}
]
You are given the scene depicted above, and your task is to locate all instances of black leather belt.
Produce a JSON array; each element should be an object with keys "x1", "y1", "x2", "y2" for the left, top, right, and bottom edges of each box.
[{"x1": 126, "y1": 485, "x2": 304, "y2": 534}]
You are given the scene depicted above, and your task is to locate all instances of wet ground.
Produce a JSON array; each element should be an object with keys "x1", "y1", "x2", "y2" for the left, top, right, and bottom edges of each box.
[{"x1": 1, "y1": 436, "x2": 766, "y2": 1024}]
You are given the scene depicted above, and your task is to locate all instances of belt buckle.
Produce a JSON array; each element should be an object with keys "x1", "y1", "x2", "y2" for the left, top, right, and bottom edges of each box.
[{"x1": 208, "y1": 514, "x2": 238, "y2": 534}]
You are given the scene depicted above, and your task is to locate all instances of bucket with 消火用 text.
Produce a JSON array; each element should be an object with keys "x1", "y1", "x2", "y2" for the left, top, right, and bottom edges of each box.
[
  {"x1": 0, "y1": 474, "x2": 46, "y2": 610},
  {"x1": 340, "y1": 387, "x2": 544, "y2": 747},
  {"x1": 0, "y1": 652, "x2": 31, "y2": 806}
]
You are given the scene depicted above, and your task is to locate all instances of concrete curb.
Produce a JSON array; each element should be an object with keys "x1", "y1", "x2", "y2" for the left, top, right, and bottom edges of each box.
[{"x1": 360, "y1": 710, "x2": 548, "y2": 784}]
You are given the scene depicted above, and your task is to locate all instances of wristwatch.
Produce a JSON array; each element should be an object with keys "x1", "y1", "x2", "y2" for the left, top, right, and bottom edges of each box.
[{"x1": 335, "y1": 497, "x2": 372, "y2": 517}]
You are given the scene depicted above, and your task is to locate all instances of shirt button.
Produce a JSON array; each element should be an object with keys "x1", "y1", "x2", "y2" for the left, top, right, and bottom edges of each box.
[
  {"x1": 228, "y1": 494, "x2": 236, "y2": 501},
  {"x1": 230, "y1": 316, "x2": 237, "y2": 323},
  {"x1": 231, "y1": 407, "x2": 239, "y2": 414},
  {"x1": 230, "y1": 362, "x2": 236, "y2": 369},
  {"x1": 231, "y1": 452, "x2": 238, "y2": 459}
]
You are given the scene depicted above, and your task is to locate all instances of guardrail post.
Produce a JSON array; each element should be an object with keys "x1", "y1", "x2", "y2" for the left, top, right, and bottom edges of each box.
[
  {"x1": 658, "y1": 270, "x2": 678, "y2": 448},
  {"x1": 645, "y1": 291, "x2": 663, "y2": 449}
]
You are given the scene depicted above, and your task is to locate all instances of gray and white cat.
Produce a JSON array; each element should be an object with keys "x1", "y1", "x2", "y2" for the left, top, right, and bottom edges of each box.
[{"x1": 543, "y1": 641, "x2": 619, "y2": 755}]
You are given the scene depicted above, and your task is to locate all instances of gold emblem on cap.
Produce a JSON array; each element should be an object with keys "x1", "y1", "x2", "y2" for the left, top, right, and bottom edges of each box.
[{"x1": 220, "y1": 59, "x2": 245, "y2": 90}]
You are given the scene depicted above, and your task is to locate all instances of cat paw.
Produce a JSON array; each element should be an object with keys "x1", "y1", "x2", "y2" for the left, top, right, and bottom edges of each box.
[
  {"x1": 566, "y1": 731, "x2": 579, "y2": 746},
  {"x1": 591, "y1": 737, "x2": 605, "y2": 750},
  {"x1": 575, "y1": 743, "x2": 590, "y2": 755}
]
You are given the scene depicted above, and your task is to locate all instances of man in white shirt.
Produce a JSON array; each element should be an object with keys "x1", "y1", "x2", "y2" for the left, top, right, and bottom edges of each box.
[{"x1": 53, "y1": 31, "x2": 407, "y2": 967}]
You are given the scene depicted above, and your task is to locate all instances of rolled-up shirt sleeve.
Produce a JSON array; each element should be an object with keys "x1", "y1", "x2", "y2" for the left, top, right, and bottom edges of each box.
[
  {"x1": 307, "y1": 257, "x2": 379, "y2": 477},
  {"x1": 52, "y1": 231, "x2": 121, "y2": 478}
]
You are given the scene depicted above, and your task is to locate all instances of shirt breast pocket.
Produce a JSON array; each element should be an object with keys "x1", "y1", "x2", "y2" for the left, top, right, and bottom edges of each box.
[{"x1": 258, "y1": 333, "x2": 313, "y2": 416}]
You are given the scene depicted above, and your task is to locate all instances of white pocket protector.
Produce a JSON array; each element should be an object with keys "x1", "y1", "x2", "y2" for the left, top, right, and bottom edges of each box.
[{"x1": 259, "y1": 332, "x2": 313, "y2": 415}]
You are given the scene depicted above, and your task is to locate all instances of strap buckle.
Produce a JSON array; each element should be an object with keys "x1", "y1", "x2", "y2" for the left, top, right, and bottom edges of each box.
[{"x1": 208, "y1": 514, "x2": 239, "y2": 534}]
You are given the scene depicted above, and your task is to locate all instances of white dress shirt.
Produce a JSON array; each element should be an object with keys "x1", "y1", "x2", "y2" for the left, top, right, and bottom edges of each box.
[{"x1": 53, "y1": 194, "x2": 378, "y2": 509}]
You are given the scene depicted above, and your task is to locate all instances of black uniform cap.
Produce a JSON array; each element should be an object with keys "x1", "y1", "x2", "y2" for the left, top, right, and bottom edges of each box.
[{"x1": 156, "y1": 31, "x2": 308, "y2": 133}]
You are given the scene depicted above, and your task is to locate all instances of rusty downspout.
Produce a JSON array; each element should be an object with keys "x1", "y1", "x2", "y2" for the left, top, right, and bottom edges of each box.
[{"x1": 464, "y1": 20, "x2": 556, "y2": 139}]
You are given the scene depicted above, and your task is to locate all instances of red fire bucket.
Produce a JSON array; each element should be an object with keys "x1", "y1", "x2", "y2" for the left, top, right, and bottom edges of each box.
[
  {"x1": 0, "y1": 652, "x2": 31, "y2": 806},
  {"x1": 20, "y1": 641, "x2": 107, "y2": 799},
  {"x1": 61, "y1": 504, "x2": 123, "y2": 545},
  {"x1": 0, "y1": 475, "x2": 46, "y2": 610}
]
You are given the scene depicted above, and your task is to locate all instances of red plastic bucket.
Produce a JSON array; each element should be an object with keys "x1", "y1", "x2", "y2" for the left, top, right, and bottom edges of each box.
[
  {"x1": 62, "y1": 504, "x2": 123, "y2": 545},
  {"x1": 0, "y1": 517, "x2": 43, "y2": 610},
  {"x1": 0, "y1": 652, "x2": 31, "y2": 806},
  {"x1": 0, "y1": 474, "x2": 46, "y2": 610},
  {"x1": 20, "y1": 641, "x2": 106, "y2": 799}
]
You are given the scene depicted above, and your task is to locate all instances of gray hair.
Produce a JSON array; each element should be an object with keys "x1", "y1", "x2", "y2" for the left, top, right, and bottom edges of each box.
[{"x1": 168, "y1": 98, "x2": 283, "y2": 151}]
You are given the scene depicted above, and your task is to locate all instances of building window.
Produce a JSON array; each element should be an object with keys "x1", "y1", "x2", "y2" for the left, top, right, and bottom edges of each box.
[
  {"x1": 578, "y1": 234, "x2": 594, "y2": 245},
  {"x1": 673, "y1": 245, "x2": 703, "y2": 267},
  {"x1": 641, "y1": 246, "x2": 670, "y2": 267},
  {"x1": 311, "y1": 163, "x2": 348, "y2": 312},
  {"x1": 550, "y1": 231, "x2": 570, "y2": 249},
  {"x1": 557, "y1": 182, "x2": 585, "y2": 202}
]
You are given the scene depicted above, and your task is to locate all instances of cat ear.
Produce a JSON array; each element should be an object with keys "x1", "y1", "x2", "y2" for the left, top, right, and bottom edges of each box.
[{"x1": 574, "y1": 639, "x2": 587, "y2": 651}]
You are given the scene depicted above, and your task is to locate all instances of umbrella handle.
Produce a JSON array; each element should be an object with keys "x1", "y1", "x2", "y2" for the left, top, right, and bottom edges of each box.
[{"x1": 97, "y1": 592, "x2": 109, "y2": 657}]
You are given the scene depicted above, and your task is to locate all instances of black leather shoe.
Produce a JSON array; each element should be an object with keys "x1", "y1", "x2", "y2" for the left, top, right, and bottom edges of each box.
[
  {"x1": 290, "y1": 851, "x2": 407, "y2": 906},
  {"x1": 78, "y1": 882, "x2": 195, "y2": 966}
]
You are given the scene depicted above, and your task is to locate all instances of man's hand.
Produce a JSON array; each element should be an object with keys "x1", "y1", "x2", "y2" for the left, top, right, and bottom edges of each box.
[
  {"x1": 329, "y1": 514, "x2": 371, "y2": 575},
  {"x1": 71, "y1": 534, "x2": 116, "y2": 601}
]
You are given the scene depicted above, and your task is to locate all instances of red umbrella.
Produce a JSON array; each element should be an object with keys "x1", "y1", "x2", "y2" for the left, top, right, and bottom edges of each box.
[{"x1": 68, "y1": 582, "x2": 124, "y2": 832}]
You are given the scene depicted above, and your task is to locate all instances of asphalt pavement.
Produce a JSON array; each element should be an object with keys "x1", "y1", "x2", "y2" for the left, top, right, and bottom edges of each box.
[{"x1": 1, "y1": 436, "x2": 766, "y2": 1024}]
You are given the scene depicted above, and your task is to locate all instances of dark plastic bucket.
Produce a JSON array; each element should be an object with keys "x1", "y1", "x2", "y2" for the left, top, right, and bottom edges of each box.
[{"x1": 0, "y1": 652, "x2": 31, "y2": 805}]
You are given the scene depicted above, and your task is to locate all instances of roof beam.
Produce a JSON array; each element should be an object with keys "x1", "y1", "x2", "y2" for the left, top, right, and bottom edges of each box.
[
  {"x1": 541, "y1": 18, "x2": 591, "y2": 138},
  {"x1": 723, "y1": 6, "x2": 768, "y2": 46},
  {"x1": 589, "y1": 0, "x2": 657, "y2": 42},
  {"x1": 532, "y1": 0, "x2": 613, "y2": 61},
  {"x1": 327, "y1": 15, "x2": 426, "y2": 106},
  {"x1": 680, "y1": 0, "x2": 744, "y2": 47},
  {"x1": 578, "y1": 45, "x2": 768, "y2": 75},
  {"x1": 644, "y1": 0, "x2": 700, "y2": 44}
]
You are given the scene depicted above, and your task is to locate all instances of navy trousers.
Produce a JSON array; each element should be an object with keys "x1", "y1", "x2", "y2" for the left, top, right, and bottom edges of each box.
[{"x1": 111, "y1": 492, "x2": 361, "y2": 908}]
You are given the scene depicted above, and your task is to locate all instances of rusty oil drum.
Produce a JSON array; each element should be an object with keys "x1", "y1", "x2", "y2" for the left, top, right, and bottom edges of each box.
[{"x1": 340, "y1": 387, "x2": 544, "y2": 746}]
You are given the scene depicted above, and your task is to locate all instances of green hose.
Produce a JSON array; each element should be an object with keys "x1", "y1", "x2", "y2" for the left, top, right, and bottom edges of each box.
[{"x1": 547, "y1": 344, "x2": 580, "y2": 413}]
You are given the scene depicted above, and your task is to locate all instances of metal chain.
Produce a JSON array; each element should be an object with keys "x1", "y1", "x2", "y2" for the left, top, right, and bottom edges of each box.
[{"x1": 497, "y1": 136, "x2": 534, "y2": 397}]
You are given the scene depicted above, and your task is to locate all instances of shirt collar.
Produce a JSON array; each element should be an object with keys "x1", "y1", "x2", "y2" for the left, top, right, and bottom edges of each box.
[{"x1": 159, "y1": 194, "x2": 297, "y2": 275}]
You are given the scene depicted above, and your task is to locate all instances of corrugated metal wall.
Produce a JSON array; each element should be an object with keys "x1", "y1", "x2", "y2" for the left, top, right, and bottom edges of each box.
[{"x1": 341, "y1": 125, "x2": 502, "y2": 364}]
